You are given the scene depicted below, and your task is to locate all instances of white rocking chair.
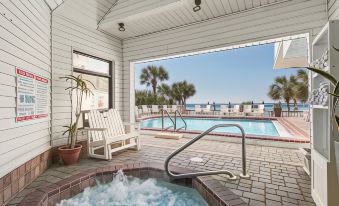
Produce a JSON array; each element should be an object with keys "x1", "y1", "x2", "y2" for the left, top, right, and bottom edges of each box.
[{"x1": 86, "y1": 109, "x2": 141, "y2": 160}]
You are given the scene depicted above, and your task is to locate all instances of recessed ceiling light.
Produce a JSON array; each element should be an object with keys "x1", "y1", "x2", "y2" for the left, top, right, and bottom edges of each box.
[
  {"x1": 193, "y1": 0, "x2": 201, "y2": 12},
  {"x1": 118, "y1": 23, "x2": 125, "y2": 32}
]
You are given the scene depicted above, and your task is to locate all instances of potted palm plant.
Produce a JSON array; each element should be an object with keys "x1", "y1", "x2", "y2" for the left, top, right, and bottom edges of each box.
[
  {"x1": 273, "y1": 102, "x2": 282, "y2": 117},
  {"x1": 58, "y1": 74, "x2": 94, "y2": 165}
]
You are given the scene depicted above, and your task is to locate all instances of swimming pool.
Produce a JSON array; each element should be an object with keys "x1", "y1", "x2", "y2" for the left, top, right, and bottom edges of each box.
[{"x1": 141, "y1": 117, "x2": 282, "y2": 137}]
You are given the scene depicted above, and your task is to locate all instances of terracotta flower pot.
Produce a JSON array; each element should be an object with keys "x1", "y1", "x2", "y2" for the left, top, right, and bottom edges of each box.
[{"x1": 58, "y1": 144, "x2": 82, "y2": 165}]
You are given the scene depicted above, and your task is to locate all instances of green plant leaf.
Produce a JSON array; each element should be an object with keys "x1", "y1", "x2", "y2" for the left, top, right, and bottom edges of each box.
[
  {"x1": 335, "y1": 115, "x2": 339, "y2": 130},
  {"x1": 333, "y1": 46, "x2": 339, "y2": 53},
  {"x1": 334, "y1": 82, "x2": 339, "y2": 97},
  {"x1": 306, "y1": 67, "x2": 338, "y2": 86},
  {"x1": 330, "y1": 92, "x2": 339, "y2": 98}
]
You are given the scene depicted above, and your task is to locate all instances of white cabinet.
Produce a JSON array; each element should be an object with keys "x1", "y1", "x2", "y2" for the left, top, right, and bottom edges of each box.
[{"x1": 311, "y1": 20, "x2": 339, "y2": 206}]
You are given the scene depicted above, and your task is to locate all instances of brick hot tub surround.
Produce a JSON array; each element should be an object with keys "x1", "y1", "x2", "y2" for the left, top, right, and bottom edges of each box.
[{"x1": 13, "y1": 162, "x2": 247, "y2": 206}]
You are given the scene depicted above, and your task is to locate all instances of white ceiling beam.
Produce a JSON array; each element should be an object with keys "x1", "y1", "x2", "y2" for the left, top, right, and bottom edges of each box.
[
  {"x1": 97, "y1": 0, "x2": 120, "y2": 28},
  {"x1": 44, "y1": 0, "x2": 67, "y2": 11},
  {"x1": 44, "y1": 0, "x2": 57, "y2": 10}
]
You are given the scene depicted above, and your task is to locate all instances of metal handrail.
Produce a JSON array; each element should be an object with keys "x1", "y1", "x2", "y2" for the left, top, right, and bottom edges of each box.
[
  {"x1": 174, "y1": 110, "x2": 187, "y2": 131},
  {"x1": 161, "y1": 109, "x2": 175, "y2": 132},
  {"x1": 164, "y1": 124, "x2": 250, "y2": 180}
]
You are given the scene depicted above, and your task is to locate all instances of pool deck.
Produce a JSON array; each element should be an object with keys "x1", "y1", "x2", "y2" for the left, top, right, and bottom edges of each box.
[
  {"x1": 8, "y1": 135, "x2": 314, "y2": 206},
  {"x1": 278, "y1": 117, "x2": 309, "y2": 138}
]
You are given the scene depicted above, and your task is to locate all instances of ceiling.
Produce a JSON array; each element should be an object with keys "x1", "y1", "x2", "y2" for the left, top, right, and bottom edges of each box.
[
  {"x1": 44, "y1": 0, "x2": 64, "y2": 10},
  {"x1": 48, "y1": 0, "x2": 290, "y2": 40},
  {"x1": 99, "y1": 0, "x2": 289, "y2": 39},
  {"x1": 53, "y1": 0, "x2": 118, "y2": 29}
]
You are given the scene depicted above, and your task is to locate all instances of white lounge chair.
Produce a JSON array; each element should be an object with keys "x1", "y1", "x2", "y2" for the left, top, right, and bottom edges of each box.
[
  {"x1": 243, "y1": 105, "x2": 252, "y2": 116},
  {"x1": 162, "y1": 105, "x2": 168, "y2": 112},
  {"x1": 171, "y1": 105, "x2": 178, "y2": 113},
  {"x1": 230, "y1": 105, "x2": 243, "y2": 116},
  {"x1": 86, "y1": 109, "x2": 140, "y2": 160},
  {"x1": 141, "y1": 105, "x2": 150, "y2": 115},
  {"x1": 135, "y1": 106, "x2": 140, "y2": 118},
  {"x1": 220, "y1": 105, "x2": 229, "y2": 115},
  {"x1": 151, "y1": 105, "x2": 159, "y2": 114},
  {"x1": 252, "y1": 104, "x2": 265, "y2": 116},
  {"x1": 202, "y1": 105, "x2": 211, "y2": 114},
  {"x1": 195, "y1": 105, "x2": 202, "y2": 114}
]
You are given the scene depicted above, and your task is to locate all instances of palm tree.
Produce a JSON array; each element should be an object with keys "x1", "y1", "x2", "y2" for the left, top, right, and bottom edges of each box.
[
  {"x1": 140, "y1": 65, "x2": 169, "y2": 95},
  {"x1": 157, "y1": 83, "x2": 171, "y2": 99},
  {"x1": 181, "y1": 81, "x2": 196, "y2": 106},
  {"x1": 171, "y1": 82, "x2": 183, "y2": 105},
  {"x1": 290, "y1": 70, "x2": 309, "y2": 111},
  {"x1": 135, "y1": 90, "x2": 163, "y2": 105},
  {"x1": 171, "y1": 81, "x2": 196, "y2": 106},
  {"x1": 295, "y1": 70, "x2": 309, "y2": 103},
  {"x1": 290, "y1": 75, "x2": 299, "y2": 111},
  {"x1": 268, "y1": 76, "x2": 294, "y2": 112}
]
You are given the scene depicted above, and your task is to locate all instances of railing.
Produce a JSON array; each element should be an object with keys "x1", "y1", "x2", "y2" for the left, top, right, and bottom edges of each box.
[
  {"x1": 161, "y1": 109, "x2": 175, "y2": 131},
  {"x1": 174, "y1": 110, "x2": 187, "y2": 132},
  {"x1": 161, "y1": 109, "x2": 187, "y2": 132},
  {"x1": 164, "y1": 124, "x2": 250, "y2": 180}
]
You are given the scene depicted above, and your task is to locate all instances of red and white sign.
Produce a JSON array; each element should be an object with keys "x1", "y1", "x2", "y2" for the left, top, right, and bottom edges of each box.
[{"x1": 16, "y1": 68, "x2": 49, "y2": 122}]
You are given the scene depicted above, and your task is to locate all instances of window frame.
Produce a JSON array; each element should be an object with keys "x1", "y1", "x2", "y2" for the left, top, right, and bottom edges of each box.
[{"x1": 72, "y1": 50, "x2": 113, "y2": 109}]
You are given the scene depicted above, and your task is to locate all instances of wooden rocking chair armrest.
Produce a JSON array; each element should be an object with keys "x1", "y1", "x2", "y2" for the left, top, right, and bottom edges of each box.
[
  {"x1": 123, "y1": 122, "x2": 140, "y2": 131},
  {"x1": 83, "y1": 128, "x2": 108, "y2": 141}
]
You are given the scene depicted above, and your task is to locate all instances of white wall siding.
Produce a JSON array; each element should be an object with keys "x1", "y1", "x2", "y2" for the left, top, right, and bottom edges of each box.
[
  {"x1": 0, "y1": 0, "x2": 51, "y2": 177},
  {"x1": 51, "y1": 14, "x2": 123, "y2": 146},
  {"x1": 329, "y1": 0, "x2": 339, "y2": 19},
  {"x1": 122, "y1": 0, "x2": 328, "y2": 122}
]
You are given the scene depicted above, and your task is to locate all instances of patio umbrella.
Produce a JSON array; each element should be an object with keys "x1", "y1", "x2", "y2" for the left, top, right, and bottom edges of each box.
[
  {"x1": 228, "y1": 101, "x2": 231, "y2": 108},
  {"x1": 213, "y1": 102, "x2": 216, "y2": 111},
  {"x1": 251, "y1": 101, "x2": 254, "y2": 107}
]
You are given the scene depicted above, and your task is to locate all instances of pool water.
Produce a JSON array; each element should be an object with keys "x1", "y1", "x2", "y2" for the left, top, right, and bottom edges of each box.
[
  {"x1": 57, "y1": 170, "x2": 208, "y2": 206},
  {"x1": 141, "y1": 117, "x2": 280, "y2": 137}
]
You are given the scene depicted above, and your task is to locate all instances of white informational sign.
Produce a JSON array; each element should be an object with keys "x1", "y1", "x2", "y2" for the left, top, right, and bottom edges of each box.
[{"x1": 16, "y1": 67, "x2": 49, "y2": 122}]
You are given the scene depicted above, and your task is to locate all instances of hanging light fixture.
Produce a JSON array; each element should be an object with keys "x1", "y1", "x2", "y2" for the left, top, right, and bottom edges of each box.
[
  {"x1": 193, "y1": 0, "x2": 201, "y2": 12},
  {"x1": 118, "y1": 23, "x2": 125, "y2": 32}
]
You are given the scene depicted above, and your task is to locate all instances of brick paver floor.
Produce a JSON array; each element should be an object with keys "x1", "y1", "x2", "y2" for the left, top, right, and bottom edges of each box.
[{"x1": 9, "y1": 135, "x2": 315, "y2": 206}]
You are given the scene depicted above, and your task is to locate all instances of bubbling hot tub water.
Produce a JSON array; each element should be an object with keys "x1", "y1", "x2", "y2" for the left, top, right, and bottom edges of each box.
[{"x1": 57, "y1": 170, "x2": 208, "y2": 206}]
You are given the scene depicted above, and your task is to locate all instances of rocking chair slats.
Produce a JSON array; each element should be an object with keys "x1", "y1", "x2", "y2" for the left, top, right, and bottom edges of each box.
[{"x1": 87, "y1": 109, "x2": 140, "y2": 160}]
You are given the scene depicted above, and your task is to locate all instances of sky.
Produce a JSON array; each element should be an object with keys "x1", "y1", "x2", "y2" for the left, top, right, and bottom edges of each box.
[{"x1": 135, "y1": 43, "x2": 301, "y2": 104}]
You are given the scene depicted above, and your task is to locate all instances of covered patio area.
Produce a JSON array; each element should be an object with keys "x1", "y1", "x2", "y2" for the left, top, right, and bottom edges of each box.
[
  {"x1": 1, "y1": 0, "x2": 339, "y2": 205},
  {"x1": 9, "y1": 135, "x2": 313, "y2": 206}
]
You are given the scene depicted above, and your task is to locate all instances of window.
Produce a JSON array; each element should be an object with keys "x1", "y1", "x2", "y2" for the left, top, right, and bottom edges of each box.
[
  {"x1": 72, "y1": 51, "x2": 113, "y2": 126},
  {"x1": 73, "y1": 51, "x2": 110, "y2": 75}
]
